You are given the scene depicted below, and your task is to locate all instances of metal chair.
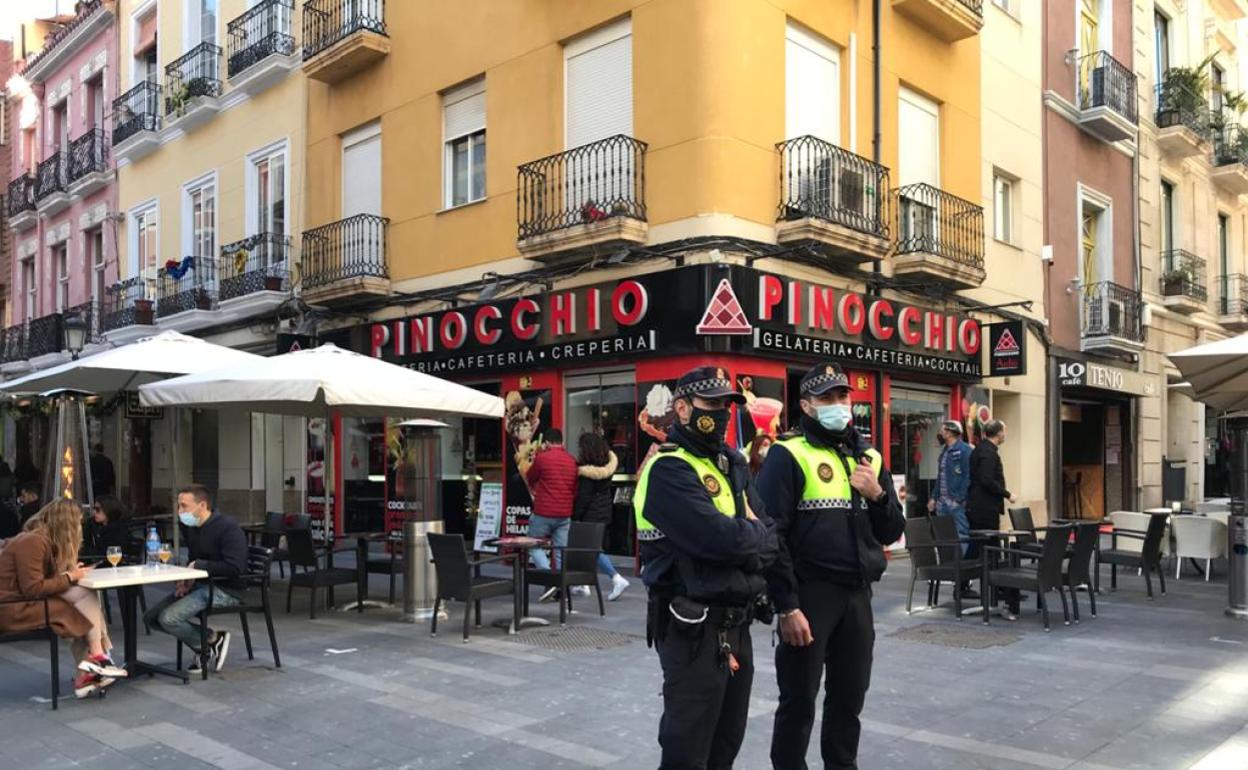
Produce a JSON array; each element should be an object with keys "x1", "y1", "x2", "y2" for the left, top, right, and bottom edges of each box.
[
  {"x1": 427, "y1": 533, "x2": 514, "y2": 642},
  {"x1": 984, "y1": 523, "x2": 1073, "y2": 631},
  {"x1": 0, "y1": 597, "x2": 59, "y2": 709},
  {"x1": 524, "y1": 522, "x2": 607, "y2": 625},
  {"x1": 1099, "y1": 512, "x2": 1168, "y2": 599},
  {"x1": 177, "y1": 545, "x2": 281, "y2": 679},
  {"x1": 285, "y1": 528, "x2": 359, "y2": 619}
]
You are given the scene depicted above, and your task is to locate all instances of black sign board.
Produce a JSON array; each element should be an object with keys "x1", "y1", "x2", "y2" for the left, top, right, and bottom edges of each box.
[
  {"x1": 276, "y1": 333, "x2": 316, "y2": 355},
  {"x1": 124, "y1": 391, "x2": 163, "y2": 420},
  {"x1": 985, "y1": 321, "x2": 1026, "y2": 377}
]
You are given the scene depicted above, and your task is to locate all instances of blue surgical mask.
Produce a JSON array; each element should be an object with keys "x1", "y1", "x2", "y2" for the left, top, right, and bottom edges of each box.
[
  {"x1": 815, "y1": 404, "x2": 852, "y2": 432},
  {"x1": 178, "y1": 511, "x2": 201, "y2": 528}
]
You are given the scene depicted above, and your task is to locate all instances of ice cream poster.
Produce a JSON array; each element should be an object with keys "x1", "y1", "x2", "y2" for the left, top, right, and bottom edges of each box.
[
  {"x1": 735, "y1": 374, "x2": 785, "y2": 446},
  {"x1": 636, "y1": 379, "x2": 678, "y2": 472},
  {"x1": 503, "y1": 388, "x2": 550, "y2": 536}
]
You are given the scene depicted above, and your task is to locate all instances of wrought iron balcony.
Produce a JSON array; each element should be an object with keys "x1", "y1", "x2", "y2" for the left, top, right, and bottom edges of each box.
[
  {"x1": 1077, "y1": 50, "x2": 1137, "y2": 142},
  {"x1": 517, "y1": 134, "x2": 647, "y2": 242},
  {"x1": 112, "y1": 81, "x2": 161, "y2": 146},
  {"x1": 7, "y1": 174, "x2": 36, "y2": 217},
  {"x1": 0, "y1": 325, "x2": 26, "y2": 364},
  {"x1": 228, "y1": 0, "x2": 295, "y2": 78},
  {"x1": 894, "y1": 183, "x2": 984, "y2": 264},
  {"x1": 220, "y1": 233, "x2": 290, "y2": 300},
  {"x1": 1081, "y1": 281, "x2": 1144, "y2": 345},
  {"x1": 777, "y1": 135, "x2": 889, "y2": 244},
  {"x1": 101, "y1": 276, "x2": 155, "y2": 332},
  {"x1": 1213, "y1": 125, "x2": 1248, "y2": 167},
  {"x1": 1155, "y1": 78, "x2": 1210, "y2": 137},
  {"x1": 35, "y1": 153, "x2": 68, "y2": 200},
  {"x1": 1219, "y1": 274, "x2": 1248, "y2": 321},
  {"x1": 18, "y1": 0, "x2": 105, "y2": 78},
  {"x1": 301, "y1": 214, "x2": 389, "y2": 291},
  {"x1": 26, "y1": 313, "x2": 63, "y2": 359},
  {"x1": 68, "y1": 127, "x2": 109, "y2": 183},
  {"x1": 1159, "y1": 249, "x2": 1206, "y2": 299},
  {"x1": 165, "y1": 42, "x2": 223, "y2": 117},
  {"x1": 157, "y1": 257, "x2": 218, "y2": 317},
  {"x1": 303, "y1": 0, "x2": 387, "y2": 61}
]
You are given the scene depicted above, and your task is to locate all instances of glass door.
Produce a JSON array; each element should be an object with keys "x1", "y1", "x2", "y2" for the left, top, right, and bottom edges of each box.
[
  {"x1": 889, "y1": 385, "x2": 951, "y2": 518},
  {"x1": 565, "y1": 370, "x2": 637, "y2": 473}
]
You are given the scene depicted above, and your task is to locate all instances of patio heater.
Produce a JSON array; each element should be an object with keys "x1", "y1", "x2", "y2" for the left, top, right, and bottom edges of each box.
[
  {"x1": 42, "y1": 389, "x2": 94, "y2": 511},
  {"x1": 395, "y1": 419, "x2": 444, "y2": 622},
  {"x1": 1225, "y1": 414, "x2": 1248, "y2": 620}
]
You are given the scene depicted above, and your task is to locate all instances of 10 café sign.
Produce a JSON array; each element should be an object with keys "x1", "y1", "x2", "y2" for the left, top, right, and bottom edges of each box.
[{"x1": 1059, "y1": 359, "x2": 1156, "y2": 396}]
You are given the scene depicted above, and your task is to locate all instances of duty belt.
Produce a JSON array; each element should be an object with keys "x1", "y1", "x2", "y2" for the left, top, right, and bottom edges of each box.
[{"x1": 705, "y1": 604, "x2": 752, "y2": 628}]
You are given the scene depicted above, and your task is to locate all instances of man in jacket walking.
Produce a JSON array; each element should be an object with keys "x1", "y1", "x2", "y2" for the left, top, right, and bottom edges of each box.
[
  {"x1": 760, "y1": 363, "x2": 905, "y2": 770},
  {"x1": 525, "y1": 428, "x2": 579, "y2": 601},
  {"x1": 968, "y1": 420, "x2": 1018, "y2": 617},
  {"x1": 928, "y1": 421, "x2": 972, "y2": 554}
]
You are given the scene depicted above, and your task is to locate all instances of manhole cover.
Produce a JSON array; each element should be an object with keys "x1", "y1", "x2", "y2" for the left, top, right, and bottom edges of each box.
[
  {"x1": 506, "y1": 626, "x2": 643, "y2": 652},
  {"x1": 887, "y1": 622, "x2": 1021, "y2": 649}
]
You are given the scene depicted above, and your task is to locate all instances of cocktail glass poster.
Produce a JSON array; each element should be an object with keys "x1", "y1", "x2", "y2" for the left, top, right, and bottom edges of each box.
[{"x1": 307, "y1": 417, "x2": 334, "y2": 542}]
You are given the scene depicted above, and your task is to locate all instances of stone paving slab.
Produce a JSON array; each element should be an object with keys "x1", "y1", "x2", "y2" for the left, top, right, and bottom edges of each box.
[{"x1": 3, "y1": 554, "x2": 1248, "y2": 768}]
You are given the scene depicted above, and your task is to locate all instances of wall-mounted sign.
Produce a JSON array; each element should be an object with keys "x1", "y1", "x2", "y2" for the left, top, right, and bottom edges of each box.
[
  {"x1": 124, "y1": 391, "x2": 163, "y2": 420},
  {"x1": 986, "y1": 321, "x2": 1027, "y2": 377},
  {"x1": 1058, "y1": 358, "x2": 1156, "y2": 397}
]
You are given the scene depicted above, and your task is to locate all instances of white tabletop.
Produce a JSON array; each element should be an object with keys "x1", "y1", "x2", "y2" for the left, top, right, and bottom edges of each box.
[{"x1": 79, "y1": 565, "x2": 209, "y2": 590}]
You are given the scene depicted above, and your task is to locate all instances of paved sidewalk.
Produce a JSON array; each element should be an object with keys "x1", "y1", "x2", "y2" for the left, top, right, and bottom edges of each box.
[{"x1": 3, "y1": 554, "x2": 1248, "y2": 769}]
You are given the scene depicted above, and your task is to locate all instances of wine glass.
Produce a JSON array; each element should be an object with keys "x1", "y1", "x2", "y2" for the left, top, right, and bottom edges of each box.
[
  {"x1": 106, "y1": 546, "x2": 122, "y2": 574},
  {"x1": 158, "y1": 543, "x2": 172, "y2": 567}
]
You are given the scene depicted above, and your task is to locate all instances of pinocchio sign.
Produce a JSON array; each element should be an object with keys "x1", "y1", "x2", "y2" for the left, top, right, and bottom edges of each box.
[{"x1": 356, "y1": 266, "x2": 982, "y2": 378}]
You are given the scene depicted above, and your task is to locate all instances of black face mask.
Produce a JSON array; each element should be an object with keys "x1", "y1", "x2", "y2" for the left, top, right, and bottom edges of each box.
[{"x1": 686, "y1": 405, "x2": 731, "y2": 448}]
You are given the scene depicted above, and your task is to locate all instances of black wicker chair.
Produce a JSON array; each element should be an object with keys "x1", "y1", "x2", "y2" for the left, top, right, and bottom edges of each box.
[
  {"x1": 1099, "y1": 513, "x2": 1168, "y2": 599},
  {"x1": 983, "y1": 523, "x2": 1073, "y2": 631},
  {"x1": 427, "y1": 533, "x2": 514, "y2": 642},
  {"x1": 285, "y1": 528, "x2": 359, "y2": 619},
  {"x1": 525, "y1": 522, "x2": 607, "y2": 625},
  {"x1": 0, "y1": 596, "x2": 59, "y2": 709},
  {"x1": 177, "y1": 545, "x2": 281, "y2": 679}
]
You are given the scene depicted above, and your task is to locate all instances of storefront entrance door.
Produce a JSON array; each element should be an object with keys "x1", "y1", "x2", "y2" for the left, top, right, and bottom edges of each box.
[{"x1": 889, "y1": 385, "x2": 951, "y2": 518}]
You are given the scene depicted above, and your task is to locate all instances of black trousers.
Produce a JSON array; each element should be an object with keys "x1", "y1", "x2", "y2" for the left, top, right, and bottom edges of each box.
[
  {"x1": 655, "y1": 620, "x2": 754, "y2": 770},
  {"x1": 771, "y1": 581, "x2": 874, "y2": 770}
]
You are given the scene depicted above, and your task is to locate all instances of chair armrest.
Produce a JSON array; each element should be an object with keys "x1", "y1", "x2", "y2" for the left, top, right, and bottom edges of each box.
[
  {"x1": 467, "y1": 554, "x2": 510, "y2": 567},
  {"x1": 984, "y1": 544, "x2": 1049, "y2": 559},
  {"x1": 549, "y1": 546, "x2": 603, "y2": 554},
  {"x1": 1111, "y1": 531, "x2": 1146, "y2": 542}
]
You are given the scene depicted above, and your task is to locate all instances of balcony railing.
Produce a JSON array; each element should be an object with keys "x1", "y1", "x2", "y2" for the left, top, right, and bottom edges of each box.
[
  {"x1": 1078, "y1": 51, "x2": 1138, "y2": 124},
  {"x1": 68, "y1": 127, "x2": 108, "y2": 182},
  {"x1": 517, "y1": 135, "x2": 647, "y2": 240},
  {"x1": 776, "y1": 135, "x2": 889, "y2": 239},
  {"x1": 1220, "y1": 274, "x2": 1248, "y2": 317},
  {"x1": 228, "y1": 0, "x2": 295, "y2": 78},
  {"x1": 157, "y1": 257, "x2": 218, "y2": 317},
  {"x1": 101, "y1": 276, "x2": 154, "y2": 331},
  {"x1": 7, "y1": 174, "x2": 35, "y2": 217},
  {"x1": 35, "y1": 153, "x2": 68, "y2": 200},
  {"x1": 220, "y1": 233, "x2": 291, "y2": 300},
  {"x1": 17, "y1": 0, "x2": 104, "y2": 76},
  {"x1": 0, "y1": 325, "x2": 26, "y2": 364},
  {"x1": 893, "y1": 183, "x2": 984, "y2": 269},
  {"x1": 165, "y1": 42, "x2": 223, "y2": 116},
  {"x1": 1081, "y1": 281, "x2": 1143, "y2": 343},
  {"x1": 1159, "y1": 249, "x2": 1207, "y2": 302},
  {"x1": 1213, "y1": 125, "x2": 1248, "y2": 167},
  {"x1": 957, "y1": 0, "x2": 983, "y2": 11},
  {"x1": 1155, "y1": 77, "x2": 1210, "y2": 136},
  {"x1": 303, "y1": 0, "x2": 387, "y2": 60},
  {"x1": 26, "y1": 313, "x2": 63, "y2": 359},
  {"x1": 112, "y1": 81, "x2": 161, "y2": 145},
  {"x1": 301, "y1": 214, "x2": 389, "y2": 289}
]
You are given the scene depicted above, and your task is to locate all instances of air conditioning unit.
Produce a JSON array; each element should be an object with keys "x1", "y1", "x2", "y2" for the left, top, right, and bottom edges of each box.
[
  {"x1": 900, "y1": 197, "x2": 937, "y2": 248},
  {"x1": 1107, "y1": 298, "x2": 1125, "y2": 334},
  {"x1": 836, "y1": 167, "x2": 871, "y2": 227}
]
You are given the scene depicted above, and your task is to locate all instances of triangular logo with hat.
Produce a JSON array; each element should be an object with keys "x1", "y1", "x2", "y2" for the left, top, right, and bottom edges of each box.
[
  {"x1": 993, "y1": 329, "x2": 1019, "y2": 353},
  {"x1": 288, "y1": 341, "x2": 302, "y2": 352},
  {"x1": 697, "y1": 279, "x2": 752, "y2": 335}
]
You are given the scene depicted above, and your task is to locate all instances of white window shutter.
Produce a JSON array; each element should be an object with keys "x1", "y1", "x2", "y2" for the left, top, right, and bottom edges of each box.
[
  {"x1": 898, "y1": 88, "x2": 940, "y2": 188},
  {"x1": 566, "y1": 25, "x2": 633, "y2": 149},
  {"x1": 785, "y1": 24, "x2": 839, "y2": 143},
  {"x1": 342, "y1": 132, "x2": 382, "y2": 218},
  {"x1": 444, "y1": 80, "x2": 486, "y2": 140}
]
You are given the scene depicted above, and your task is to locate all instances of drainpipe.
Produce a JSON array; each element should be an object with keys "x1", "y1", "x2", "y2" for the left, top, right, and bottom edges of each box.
[
  {"x1": 1132, "y1": 130, "x2": 1143, "y2": 511},
  {"x1": 872, "y1": 0, "x2": 886, "y2": 456}
]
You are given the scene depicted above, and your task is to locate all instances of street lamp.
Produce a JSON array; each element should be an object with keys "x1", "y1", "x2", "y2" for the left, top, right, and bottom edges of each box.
[{"x1": 63, "y1": 312, "x2": 87, "y2": 360}]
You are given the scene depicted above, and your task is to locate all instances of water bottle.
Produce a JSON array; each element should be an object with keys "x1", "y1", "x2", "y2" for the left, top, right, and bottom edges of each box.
[{"x1": 146, "y1": 527, "x2": 160, "y2": 566}]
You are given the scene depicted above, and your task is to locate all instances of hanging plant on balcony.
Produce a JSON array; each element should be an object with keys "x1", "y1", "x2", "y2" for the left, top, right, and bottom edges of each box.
[
  {"x1": 165, "y1": 256, "x2": 195, "y2": 280},
  {"x1": 581, "y1": 200, "x2": 608, "y2": 223},
  {"x1": 233, "y1": 248, "x2": 249, "y2": 276},
  {"x1": 1158, "y1": 56, "x2": 1216, "y2": 130},
  {"x1": 1161, "y1": 261, "x2": 1197, "y2": 296}
]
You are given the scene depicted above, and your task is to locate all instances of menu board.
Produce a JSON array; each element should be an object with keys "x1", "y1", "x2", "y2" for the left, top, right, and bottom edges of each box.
[{"x1": 474, "y1": 483, "x2": 504, "y2": 553}]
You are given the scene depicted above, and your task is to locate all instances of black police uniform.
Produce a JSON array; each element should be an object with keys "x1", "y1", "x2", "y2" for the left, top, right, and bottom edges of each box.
[
  {"x1": 758, "y1": 364, "x2": 905, "y2": 770},
  {"x1": 635, "y1": 367, "x2": 778, "y2": 770}
]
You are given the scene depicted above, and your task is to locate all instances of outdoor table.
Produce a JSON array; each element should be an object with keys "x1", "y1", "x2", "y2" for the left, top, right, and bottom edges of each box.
[
  {"x1": 79, "y1": 564, "x2": 208, "y2": 683},
  {"x1": 338, "y1": 531, "x2": 398, "y2": 612},
  {"x1": 484, "y1": 536, "x2": 552, "y2": 635}
]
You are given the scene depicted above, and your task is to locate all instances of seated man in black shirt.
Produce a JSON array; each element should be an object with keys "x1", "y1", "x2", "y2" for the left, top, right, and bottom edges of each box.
[
  {"x1": 16, "y1": 482, "x2": 41, "y2": 526},
  {"x1": 143, "y1": 484, "x2": 247, "y2": 674}
]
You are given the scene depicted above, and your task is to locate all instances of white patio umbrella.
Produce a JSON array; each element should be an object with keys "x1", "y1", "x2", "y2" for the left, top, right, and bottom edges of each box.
[
  {"x1": 1169, "y1": 335, "x2": 1248, "y2": 411},
  {"x1": 138, "y1": 343, "x2": 502, "y2": 549}
]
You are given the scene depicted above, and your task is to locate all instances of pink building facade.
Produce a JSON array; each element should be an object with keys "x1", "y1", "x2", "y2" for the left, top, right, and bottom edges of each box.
[{"x1": 6, "y1": 0, "x2": 119, "y2": 365}]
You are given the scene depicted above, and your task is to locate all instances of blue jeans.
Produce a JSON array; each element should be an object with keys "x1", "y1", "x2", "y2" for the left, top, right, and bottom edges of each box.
[
  {"x1": 937, "y1": 502, "x2": 970, "y2": 556},
  {"x1": 143, "y1": 584, "x2": 240, "y2": 653},
  {"x1": 527, "y1": 514, "x2": 570, "y2": 572},
  {"x1": 597, "y1": 552, "x2": 618, "y2": 578}
]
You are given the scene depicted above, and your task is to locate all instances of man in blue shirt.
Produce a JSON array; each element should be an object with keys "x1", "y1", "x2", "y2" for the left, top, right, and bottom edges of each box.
[{"x1": 928, "y1": 420, "x2": 972, "y2": 556}]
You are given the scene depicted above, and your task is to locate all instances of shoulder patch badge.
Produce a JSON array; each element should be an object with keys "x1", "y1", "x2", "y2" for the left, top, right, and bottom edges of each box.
[
  {"x1": 816, "y1": 462, "x2": 835, "y2": 483},
  {"x1": 702, "y1": 474, "x2": 722, "y2": 496}
]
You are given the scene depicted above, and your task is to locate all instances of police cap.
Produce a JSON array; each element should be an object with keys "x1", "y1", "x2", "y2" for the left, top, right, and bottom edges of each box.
[
  {"x1": 673, "y1": 366, "x2": 746, "y2": 405},
  {"x1": 800, "y1": 363, "x2": 851, "y2": 397}
]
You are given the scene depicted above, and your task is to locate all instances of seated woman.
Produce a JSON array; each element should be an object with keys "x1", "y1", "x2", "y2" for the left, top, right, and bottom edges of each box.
[
  {"x1": 0, "y1": 499, "x2": 127, "y2": 698},
  {"x1": 83, "y1": 496, "x2": 131, "y2": 559}
]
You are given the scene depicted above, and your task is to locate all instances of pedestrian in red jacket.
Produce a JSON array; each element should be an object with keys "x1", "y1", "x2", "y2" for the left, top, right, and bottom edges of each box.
[{"x1": 525, "y1": 428, "x2": 579, "y2": 600}]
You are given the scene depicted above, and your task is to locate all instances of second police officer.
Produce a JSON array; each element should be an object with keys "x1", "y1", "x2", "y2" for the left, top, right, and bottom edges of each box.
[
  {"x1": 758, "y1": 363, "x2": 905, "y2": 770},
  {"x1": 634, "y1": 366, "x2": 778, "y2": 770}
]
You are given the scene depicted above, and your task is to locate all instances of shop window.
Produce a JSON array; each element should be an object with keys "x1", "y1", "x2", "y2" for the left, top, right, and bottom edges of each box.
[
  {"x1": 888, "y1": 385, "x2": 951, "y2": 518},
  {"x1": 343, "y1": 417, "x2": 386, "y2": 533},
  {"x1": 565, "y1": 370, "x2": 636, "y2": 473}
]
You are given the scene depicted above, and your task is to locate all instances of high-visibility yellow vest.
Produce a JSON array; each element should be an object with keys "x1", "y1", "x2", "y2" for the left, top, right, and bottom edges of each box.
[
  {"x1": 634, "y1": 445, "x2": 734, "y2": 541},
  {"x1": 776, "y1": 436, "x2": 883, "y2": 512}
]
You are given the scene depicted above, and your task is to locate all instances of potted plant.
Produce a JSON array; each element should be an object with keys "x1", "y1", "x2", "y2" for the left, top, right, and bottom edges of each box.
[
  {"x1": 1161, "y1": 262, "x2": 1196, "y2": 297},
  {"x1": 263, "y1": 273, "x2": 284, "y2": 292},
  {"x1": 1157, "y1": 56, "x2": 1215, "y2": 132},
  {"x1": 133, "y1": 298, "x2": 154, "y2": 325},
  {"x1": 193, "y1": 289, "x2": 213, "y2": 310}
]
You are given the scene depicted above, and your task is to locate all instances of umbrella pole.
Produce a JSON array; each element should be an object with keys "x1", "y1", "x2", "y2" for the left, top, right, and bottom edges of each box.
[
  {"x1": 172, "y1": 408, "x2": 180, "y2": 556},
  {"x1": 326, "y1": 405, "x2": 333, "y2": 543}
]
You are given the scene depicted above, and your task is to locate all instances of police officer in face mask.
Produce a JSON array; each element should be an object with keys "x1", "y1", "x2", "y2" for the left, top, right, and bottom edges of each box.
[
  {"x1": 634, "y1": 366, "x2": 778, "y2": 770},
  {"x1": 759, "y1": 363, "x2": 905, "y2": 770}
]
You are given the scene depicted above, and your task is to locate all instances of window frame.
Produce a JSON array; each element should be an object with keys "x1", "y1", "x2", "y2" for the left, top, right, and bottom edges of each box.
[
  {"x1": 22, "y1": 257, "x2": 36, "y2": 321},
  {"x1": 1077, "y1": 185, "x2": 1114, "y2": 287},
  {"x1": 88, "y1": 227, "x2": 107, "y2": 305},
  {"x1": 128, "y1": 198, "x2": 159, "y2": 280},
  {"x1": 992, "y1": 171, "x2": 1016, "y2": 245},
  {"x1": 54, "y1": 243, "x2": 70, "y2": 312},
  {"x1": 442, "y1": 78, "x2": 487, "y2": 209},
  {"x1": 246, "y1": 138, "x2": 290, "y2": 239},
  {"x1": 1154, "y1": 9, "x2": 1169, "y2": 89},
  {"x1": 182, "y1": 171, "x2": 218, "y2": 260}
]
